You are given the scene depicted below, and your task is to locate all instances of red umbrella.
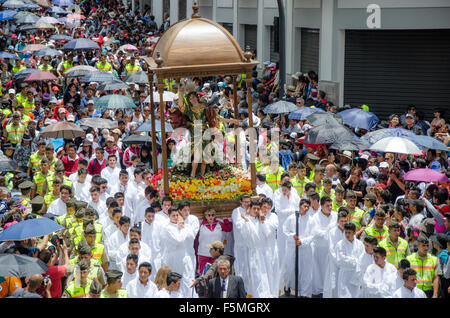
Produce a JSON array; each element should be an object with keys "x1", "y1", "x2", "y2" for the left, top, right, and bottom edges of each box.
[
  {"x1": 24, "y1": 71, "x2": 57, "y2": 82},
  {"x1": 67, "y1": 14, "x2": 86, "y2": 19}
]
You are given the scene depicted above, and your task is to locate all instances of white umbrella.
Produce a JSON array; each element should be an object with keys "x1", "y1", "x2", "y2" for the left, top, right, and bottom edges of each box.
[
  {"x1": 144, "y1": 91, "x2": 178, "y2": 103},
  {"x1": 369, "y1": 137, "x2": 421, "y2": 155}
]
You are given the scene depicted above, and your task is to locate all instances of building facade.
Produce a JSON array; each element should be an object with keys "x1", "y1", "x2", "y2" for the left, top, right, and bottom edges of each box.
[{"x1": 147, "y1": 0, "x2": 450, "y2": 120}]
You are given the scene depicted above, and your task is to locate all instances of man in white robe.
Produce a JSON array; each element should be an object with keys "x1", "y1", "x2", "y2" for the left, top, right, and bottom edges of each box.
[
  {"x1": 152, "y1": 196, "x2": 173, "y2": 272},
  {"x1": 133, "y1": 186, "x2": 158, "y2": 226},
  {"x1": 231, "y1": 194, "x2": 251, "y2": 276},
  {"x1": 394, "y1": 259, "x2": 411, "y2": 291},
  {"x1": 154, "y1": 272, "x2": 184, "y2": 298},
  {"x1": 323, "y1": 208, "x2": 349, "y2": 298},
  {"x1": 121, "y1": 254, "x2": 138, "y2": 289},
  {"x1": 282, "y1": 198, "x2": 313, "y2": 297},
  {"x1": 259, "y1": 197, "x2": 279, "y2": 297},
  {"x1": 108, "y1": 170, "x2": 130, "y2": 196},
  {"x1": 87, "y1": 186, "x2": 107, "y2": 217},
  {"x1": 101, "y1": 155, "x2": 121, "y2": 188},
  {"x1": 47, "y1": 185, "x2": 71, "y2": 216},
  {"x1": 363, "y1": 246, "x2": 398, "y2": 298},
  {"x1": 119, "y1": 239, "x2": 153, "y2": 280},
  {"x1": 72, "y1": 168, "x2": 91, "y2": 202},
  {"x1": 256, "y1": 174, "x2": 274, "y2": 201},
  {"x1": 127, "y1": 262, "x2": 158, "y2": 298},
  {"x1": 359, "y1": 235, "x2": 378, "y2": 297},
  {"x1": 393, "y1": 268, "x2": 427, "y2": 298},
  {"x1": 273, "y1": 181, "x2": 300, "y2": 269},
  {"x1": 306, "y1": 191, "x2": 321, "y2": 216},
  {"x1": 310, "y1": 195, "x2": 337, "y2": 296},
  {"x1": 141, "y1": 208, "x2": 158, "y2": 260},
  {"x1": 237, "y1": 200, "x2": 272, "y2": 298},
  {"x1": 106, "y1": 216, "x2": 130, "y2": 270},
  {"x1": 103, "y1": 207, "x2": 122, "y2": 239},
  {"x1": 123, "y1": 167, "x2": 146, "y2": 220},
  {"x1": 334, "y1": 222, "x2": 365, "y2": 298}
]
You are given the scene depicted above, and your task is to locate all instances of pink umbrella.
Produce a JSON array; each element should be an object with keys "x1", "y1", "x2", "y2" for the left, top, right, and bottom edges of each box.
[
  {"x1": 403, "y1": 168, "x2": 449, "y2": 183},
  {"x1": 24, "y1": 71, "x2": 57, "y2": 82},
  {"x1": 119, "y1": 44, "x2": 138, "y2": 51},
  {"x1": 67, "y1": 14, "x2": 86, "y2": 19}
]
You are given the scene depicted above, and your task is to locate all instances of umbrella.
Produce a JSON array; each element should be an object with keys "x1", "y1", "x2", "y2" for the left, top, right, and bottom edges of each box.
[
  {"x1": 94, "y1": 94, "x2": 136, "y2": 109},
  {"x1": 403, "y1": 168, "x2": 449, "y2": 183},
  {"x1": 49, "y1": 138, "x2": 65, "y2": 151},
  {"x1": 15, "y1": 14, "x2": 39, "y2": 23},
  {"x1": 0, "y1": 51, "x2": 17, "y2": 59},
  {"x1": 303, "y1": 123, "x2": 357, "y2": 145},
  {"x1": 64, "y1": 65, "x2": 96, "y2": 77},
  {"x1": 2, "y1": 0, "x2": 26, "y2": 9},
  {"x1": 30, "y1": 22, "x2": 56, "y2": 29},
  {"x1": 24, "y1": 71, "x2": 57, "y2": 81},
  {"x1": 124, "y1": 71, "x2": 149, "y2": 84},
  {"x1": 35, "y1": 0, "x2": 52, "y2": 8},
  {"x1": 47, "y1": 5, "x2": 67, "y2": 13},
  {"x1": 0, "y1": 9, "x2": 17, "y2": 21},
  {"x1": 66, "y1": 13, "x2": 85, "y2": 19},
  {"x1": 135, "y1": 120, "x2": 174, "y2": 133},
  {"x1": 0, "y1": 154, "x2": 17, "y2": 171},
  {"x1": 0, "y1": 217, "x2": 63, "y2": 241},
  {"x1": 0, "y1": 254, "x2": 49, "y2": 277},
  {"x1": 360, "y1": 128, "x2": 416, "y2": 144},
  {"x1": 144, "y1": 91, "x2": 178, "y2": 103},
  {"x1": 34, "y1": 47, "x2": 62, "y2": 57},
  {"x1": 20, "y1": 44, "x2": 46, "y2": 53},
  {"x1": 81, "y1": 71, "x2": 116, "y2": 83},
  {"x1": 49, "y1": 34, "x2": 73, "y2": 41},
  {"x1": 77, "y1": 118, "x2": 118, "y2": 129},
  {"x1": 40, "y1": 121, "x2": 85, "y2": 139},
  {"x1": 404, "y1": 135, "x2": 449, "y2": 152},
  {"x1": 305, "y1": 112, "x2": 343, "y2": 126},
  {"x1": 338, "y1": 108, "x2": 379, "y2": 130},
  {"x1": 13, "y1": 10, "x2": 35, "y2": 18},
  {"x1": 24, "y1": 2, "x2": 39, "y2": 8},
  {"x1": 288, "y1": 107, "x2": 324, "y2": 120},
  {"x1": 14, "y1": 68, "x2": 40, "y2": 79},
  {"x1": 97, "y1": 79, "x2": 130, "y2": 91},
  {"x1": 329, "y1": 139, "x2": 371, "y2": 151},
  {"x1": 36, "y1": 16, "x2": 59, "y2": 24},
  {"x1": 264, "y1": 100, "x2": 299, "y2": 114},
  {"x1": 63, "y1": 38, "x2": 100, "y2": 51},
  {"x1": 119, "y1": 44, "x2": 138, "y2": 51},
  {"x1": 52, "y1": 0, "x2": 73, "y2": 6},
  {"x1": 369, "y1": 137, "x2": 421, "y2": 155},
  {"x1": 122, "y1": 134, "x2": 151, "y2": 145}
]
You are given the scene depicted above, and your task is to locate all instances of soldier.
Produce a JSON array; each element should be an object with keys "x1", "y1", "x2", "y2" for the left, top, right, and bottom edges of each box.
[
  {"x1": 62, "y1": 260, "x2": 92, "y2": 298},
  {"x1": 30, "y1": 195, "x2": 45, "y2": 217},
  {"x1": 17, "y1": 180, "x2": 33, "y2": 207},
  {"x1": 88, "y1": 278, "x2": 103, "y2": 298},
  {"x1": 101, "y1": 270, "x2": 128, "y2": 298}
]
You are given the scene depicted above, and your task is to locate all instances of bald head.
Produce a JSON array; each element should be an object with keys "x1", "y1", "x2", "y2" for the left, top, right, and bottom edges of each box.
[{"x1": 28, "y1": 274, "x2": 43, "y2": 291}]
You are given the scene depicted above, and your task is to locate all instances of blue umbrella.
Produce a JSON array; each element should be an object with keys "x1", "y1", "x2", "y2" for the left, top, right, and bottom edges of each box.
[
  {"x1": 0, "y1": 217, "x2": 63, "y2": 241},
  {"x1": 49, "y1": 138, "x2": 65, "y2": 151},
  {"x1": 264, "y1": 100, "x2": 299, "y2": 114},
  {"x1": 63, "y1": 38, "x2": 100, "y2": 51},
  {"x1": 23, "y1": 2, "x2": 39, "y2": 8},
  {"x1": 13, "y1": 68, "x2": 40, "y2": 79},
  {"x1": 360, "y1": 128, "x2": 416, "y2": 144},
  {"x1": 0, "y1": 51, "x2": 17, "y2": 59},
  {"x1": 81, "y1": 71, "x2": 116, "y2": 83},
  {"x1": 52, "y1": 0, "x2": 73, "y2": 6},
  {"x1": 94, "y1": 94, "x2": 136, "y2": 109},
  {"x1": 2, "y1": 0, "x2": 26, "y2": 9},
  {"x1": 135, "y1": 120, "x2": 174, "y2": 133},
  {"x1": 34, "y1": 47, "x2": 62, "y2": 57},
  {"x1": 48, "y1": 5, "x2": 67, "y2": 14},
  {"x1": 0, "y1": 9, "x2": 17, "y2": 21},
  {"x1": 338, "y1": 108, "x2": 379, "y2": 130},
  {"x1": 405, "y1": 135, "x2": 449, "y2": 152},
  {"x1": 16, "y1": 13, "x2": 39, "y2": 23},
  {"x1": 288, "y1": 106, "x2": 324, "y2": 120}
]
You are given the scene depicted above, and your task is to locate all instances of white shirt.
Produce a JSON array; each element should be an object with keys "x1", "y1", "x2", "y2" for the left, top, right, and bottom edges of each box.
[
  {"x1": 121, "y1": 270, "x2": 137, "y2": 289},
  {"x1": 127, "y1": 277, "x2": 158, "y2": 298},
  {"x1": 47, "y1": 198, "x2": 67, "y2": 216},
  {"x1": 220, "y1": 276, "x2": 229, "y2": 298},
  {"x1": 73, "y1": 181, "x2": 90, "y2": 202},
  {"x1": 87, "y1": 198, "x2": 107, "y2": 217},
  {"x1": 101, "y1": 166, "x2": 121, "y2": 188},
  {"x1": 69, "y1": 172, "x2": 92, "y2": 184},
  {"x1": 393, "y1": 285, "x2": 427, "y2": 298}
]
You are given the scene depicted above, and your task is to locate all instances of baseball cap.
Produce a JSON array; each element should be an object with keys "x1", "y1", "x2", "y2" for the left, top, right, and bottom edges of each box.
[
  {"x1": 379, "y1": 162, "x2": 389, "y2": 169},
  {"x1": 67, "y1": 114, "x2": 75, "y2": 122},
  {"x1": 405, "y1": 113, "x2": 414, "y2": 119},
  {"x1": 106, "y1": 136, "x2": 114, "y2": 142},
  {"x1": 8, "y1": 89, "x2": 15, "y2": 94},
  {"x1": 429, "y1": 233, "x2": 449, "y2": 249},
  {"x1": 430, "y1": 161, "x2": 441, "y2": 171},
  {"x1": 206, "y1": 240, "x2": 224, "y2": 250},
  {"x1": 363, "y1": 193, "x2": 377, "y2": 203},
  {"x1": 87, "y1": 100, "x2": 94, "y2": 105},
  {"x1": 58, "y1": 108, "x2": 66, "y2": 113}
]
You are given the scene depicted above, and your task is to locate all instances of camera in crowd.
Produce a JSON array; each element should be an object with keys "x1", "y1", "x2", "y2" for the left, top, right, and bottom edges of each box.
[
  {"x1": 42, "y1": 275, "x2": 51, "y2": 287},
  {"x1": 50, "y1": 234, "x2": 61, "y2": 247}
]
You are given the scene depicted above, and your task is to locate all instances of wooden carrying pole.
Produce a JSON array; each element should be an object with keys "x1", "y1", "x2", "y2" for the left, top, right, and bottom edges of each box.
[
  {"x1": 246, "y1": 76, "x2": 256, "y2": 195},
  {"x1": 148, "y1": 70, "x2": 158, "y2": 174},
  {"x1": 157, "y1": 80, "x2": 170, "y2": 196}
]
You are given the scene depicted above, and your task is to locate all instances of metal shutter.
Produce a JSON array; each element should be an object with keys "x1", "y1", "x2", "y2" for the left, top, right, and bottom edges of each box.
[
  {"x1": 244, "y1": 24, "x2": 257, "y2": 52},
  {"x1": 178, "y1": 0, "x2": 186, "y2": 20},
  {"x1": 300, "y1": 28, "x2": 320, "y2": 74},
  {"x1": 270, "y1": 26, "x2": 280, "y2": 62},
  {"x1": 220, "y1": 22, "x2": 233, "y2": 35},
  {"x1": 344, "y1": 29, "x2": 450, "y2": 121}
]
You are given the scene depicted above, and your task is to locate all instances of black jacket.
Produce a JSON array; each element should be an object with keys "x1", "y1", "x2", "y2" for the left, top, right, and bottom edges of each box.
[{"x1": 207, "y1": 275, "x2": 246, "y2": 298}]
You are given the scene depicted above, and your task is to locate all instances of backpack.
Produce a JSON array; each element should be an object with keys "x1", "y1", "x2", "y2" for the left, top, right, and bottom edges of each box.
[{"x1": 441, "y1": 250, "x2": 450, "y2": 279}]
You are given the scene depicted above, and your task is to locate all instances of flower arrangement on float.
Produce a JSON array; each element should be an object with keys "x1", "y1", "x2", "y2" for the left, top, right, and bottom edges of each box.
[{"x1": 152, "y1": 165, "x2": 252, "y2": 201}]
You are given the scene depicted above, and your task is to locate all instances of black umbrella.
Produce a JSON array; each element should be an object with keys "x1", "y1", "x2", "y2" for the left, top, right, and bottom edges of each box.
[
  {"x1": 0, "y1": 154, "x2": 17, "y2": 171},
  {"x1": 124, "y1": 71, "x2": 149, "y2": 84},
  {"x1": 305, "y1": 112, "x2": 343, "y2": 126},
  {"x1": 49, "y1": 34, "x2": 73, "y2": 41},
  {"x1": 122, "y1": 134, "x2": 151, "y2": 145},
  {"x1": 303, "y1": 123, "x2": 356, "y2": 145},
  {"x1": 0, "y1": 254, "x2": 48, "y2": 277}
]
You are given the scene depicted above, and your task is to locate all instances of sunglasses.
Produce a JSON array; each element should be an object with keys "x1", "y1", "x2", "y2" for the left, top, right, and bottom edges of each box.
[{"x1": 206, "y1": 213, "x2": 215, "y2": 217}]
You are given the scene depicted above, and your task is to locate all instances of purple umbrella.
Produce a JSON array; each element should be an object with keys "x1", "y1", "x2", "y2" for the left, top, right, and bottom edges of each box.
[{"x1": 403, "y1": 168, "x2": 449, "y2": 183}]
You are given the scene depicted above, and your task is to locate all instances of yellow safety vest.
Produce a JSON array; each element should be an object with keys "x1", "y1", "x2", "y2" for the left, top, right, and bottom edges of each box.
[
  {"x1": 33, "y1": 171, "x2": 53, "y2": 196},
  {"x1": 64, "y1": 280, "x2": 92, "y2": 298},
  {"x1": 70, "y1": 258, "x2": 102, "y2": 282},
  {"x1": 22, "y1": 100, "x2": 34, "y2": 113},
  {"x1": 290, "y1": 176, "x2": 309, "y2": 198},
  {"x1": 5, "y1": 122, "x2": 26, "y2": 144},
  {"x1": 38, "y1": 64, "x2": 53, "y2": 72},
  {"x1": 125, "y1": 63, "x2": 139, "y2": 76},
  {"x1": 96, "y1": 61, "x2": 112, "y2": 72},
  {"x1": 407, "y1": 252, "x2": 437, "y2": 291},
  {"x1": 101, "y1": 288, "x2": 128, "y2": 298},
  {"x1": 332, "y1": 200, "x2": 346, "y2": 211},
  {"x1": 364, "y1": 224, "x2": 389, "y2": 242},
  {"x1": 347, "y1": 207, "x2": 366, "y2": 230},
  {"x1": 62, "y1": 61, "x2": 74, "y2": 72},
  {"x1": 29, "y1": 152, "x2": 45, "y2": 172},
  {"x1": 15, "y1": 93, "x2": 27, "y2": 105},
  {"x1": 379, "y1": 237, "x2": 409, "y2": 269},
  {"x1": 12, "y1": 65, "x2": 26, "y2": 74}
]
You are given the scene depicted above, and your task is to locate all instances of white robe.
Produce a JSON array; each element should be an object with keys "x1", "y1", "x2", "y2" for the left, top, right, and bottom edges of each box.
[
  {"x1": 256, "y1": 183, "x2": 274, "y2": 201},
  {"x1": 124, "y1": 180, "x2": 146, "y2": 220},
  {"x1": 363, "y1": 262, "x2": 398, "y2": 298},
  {"x1": 101, "y1": 166, "x2": 121, "y2": 189},
  {"x1": 154, "y1": 288, "x2": 183, "y2": 298},
  {"x1": 73, "y1": 181, "x2": 90, "y2": 202},
  {"x1": 334, "y1": 238, "x2": 365, "y2": 298},
  {"x1": 238, "y1": 216, "x2": 272, "y2": 298},
  {"x1": 133, "y1": 199, "x2": 151, "y2": 226},
  {"x1": 273, "y1": 189, "x2": 300, "y2": 269},
  {"x1": 198, "y1": 222, "x2": 224, "y2": 257},
  {"x1": 127, "y1": 278, "x2": 158, "y2": 298},
  {"x1": 393, "y1": 285, "x2": 427, "y2": 298},
  {"x1": 151, "y1": 211, "x2": 169, "y2": 272},
  {"x1": 47, "y1": 198, "x2": 66, "y2": 216},
  {"x1": 181, "y1": 215, "x2": 199, "y2": 298},
  {"x1": 282, "y1": 212, "x2": 313, "y2": 297},
  {"x1": 106, "y1": 230, "x2": 129, "y2": 270},
  {"x1": 358, "y1": 252, "x2": 374, "y2": 298},
  {"x1": 121, "y1": 270, "x2": 137, "y2": 289},
  {"x1": 141, "y1": 221, "x2": 158, "y2": 261},
  {"x1": 259, "y1": 212, "x2": 280, "y2": 297},
  {"x1": 309, "y1": 211, "x2": 337, "y2": 295},
  {"x1": 87, "y1": 198, "x2": 107, "y2": 217},
  {"x1": 231, "y1": 206, "x2": 247, "y2": 276},
  {"x1": 323, "y1": 224, "x2": 345, "y2": 298}
]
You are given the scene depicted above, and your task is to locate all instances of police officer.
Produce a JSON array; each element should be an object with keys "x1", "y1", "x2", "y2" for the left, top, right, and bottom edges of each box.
[
  {"x1": 88, "y1": 278, "x2": 103, "y2": 298},
  {"x1": 30, "y1": 195, "x2": 45, "y2": 217},
  {"x1": 17, "y1": 180, "x2": 33, "y2": 207},
  {"x1": 62, "y1": 259, "x2": 92, "y2": 298},
  {"x1": 4, "y1": 112, "x2": 26, "y2": 146},
  {"x1": 38, "y1": 56, "x2": 53, "y2": 72},
  {"x1": 101, "y1": 270, "x2": 128, "y2": 298}
]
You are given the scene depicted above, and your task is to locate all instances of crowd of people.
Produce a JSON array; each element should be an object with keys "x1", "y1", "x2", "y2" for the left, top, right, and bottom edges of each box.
[{"x1": 0, "y1": 0, "x2": 449, "y2": 299}]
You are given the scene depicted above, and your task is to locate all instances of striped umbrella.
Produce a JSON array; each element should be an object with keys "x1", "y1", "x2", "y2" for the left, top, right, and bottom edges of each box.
[
  {"x1": 81, "y1": 71, "x2": 116, "y2": 83},
  {"x1": 94, "y1": 94, "x2": 136, "y2": 109},
  {"x1": 20, "y1": 44, "x2": 46, "y2": 53}
]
